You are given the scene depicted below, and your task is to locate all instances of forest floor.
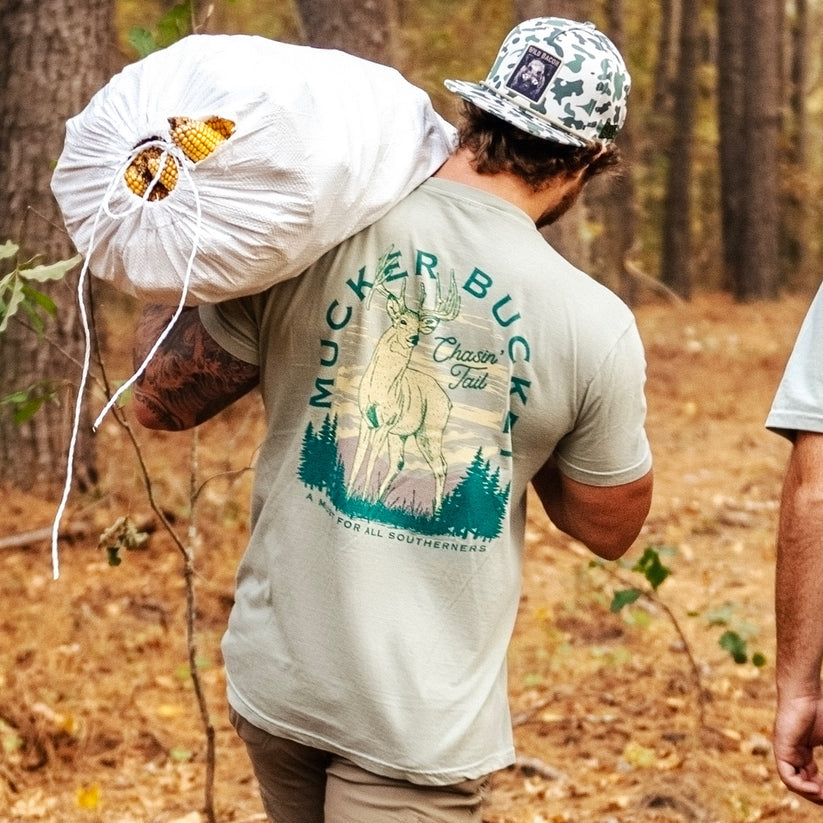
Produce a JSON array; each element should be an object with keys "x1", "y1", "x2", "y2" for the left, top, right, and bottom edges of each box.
[{"x1": 0, "y1": 290, "x2": 817, "y2": 822}]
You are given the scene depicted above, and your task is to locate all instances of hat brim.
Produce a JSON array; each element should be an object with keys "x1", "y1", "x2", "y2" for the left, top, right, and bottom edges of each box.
[{"x1": 444, "y1": 79, "x2": 588, "y2": 147}]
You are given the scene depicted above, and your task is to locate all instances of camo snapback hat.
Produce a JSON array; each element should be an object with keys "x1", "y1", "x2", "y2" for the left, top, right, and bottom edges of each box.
[{"x1": 444, "y1": 17, "x2": 631, "y2": 146}]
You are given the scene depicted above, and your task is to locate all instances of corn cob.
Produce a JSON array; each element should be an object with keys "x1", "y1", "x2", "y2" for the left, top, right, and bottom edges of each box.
[
  {"x1": 146, "y1": 149, "x2": 179, "y2": 191},
  {"x1": 123, "y1": 146, "x2": 179, "y2": 201},
  {"x1": 168, "y1": 116, "x2": 235, "y2": 162},
  {"x1": 203, "y1": 116, "x2": 236, "y2": 140},
  {"x1": 124, "y1": 160, "x2": 150, "y2": 198},
  {"x1": 124, "y1": 115, "x2": 235, "y2": 200}
]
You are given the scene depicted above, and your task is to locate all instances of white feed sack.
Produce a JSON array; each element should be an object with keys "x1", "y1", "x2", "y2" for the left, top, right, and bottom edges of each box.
[{"x1": 51, "y1": 34, "x2": 456, "y2": 305}]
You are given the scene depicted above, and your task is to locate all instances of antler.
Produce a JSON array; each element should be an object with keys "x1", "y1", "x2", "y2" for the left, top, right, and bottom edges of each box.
[
  {"x1": 366, "y1": 245, "x2": 406, "y2": 310},
  {"x1": 420, "y1": 269, "x2": 460, "y2": 322}
]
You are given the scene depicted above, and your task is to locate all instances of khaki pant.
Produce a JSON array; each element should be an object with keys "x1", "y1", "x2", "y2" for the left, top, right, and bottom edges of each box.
[{"x1": 230, "y1": 708, "x2": 489, "y2": 823}]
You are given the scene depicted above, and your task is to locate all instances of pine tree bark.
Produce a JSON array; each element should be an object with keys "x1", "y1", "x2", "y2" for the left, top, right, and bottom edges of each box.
[
  {"x1": 738, "y1": 0, "x2": 782, "y2": 300},
  {"x1": 717, "y1": 0, "x2": 747, "y2": 290},
  {"x1": 718, "y1": 0, "x2": 782, "y2": 300},
  {"x1": 652, "y1": 0, "x2": 680, "y2": 116},
  {"x1": 514, "y1": 0, "x2": 587, "y2": 19},
  {"x1": 660, "y1": 0, "x2": 700, "y2": 299},
  {"x1": 0, "y1": 0, "x2": 114, "y2": 494},
  {"x1": 784, "y1": 0, "x2": 810, "y2": 288},
  {"x1": 600, "y1": 0, "x2": 640, "y2": 305},
  {"x1": 293, "y1": 0, "x2": 401, "y2": 66}
]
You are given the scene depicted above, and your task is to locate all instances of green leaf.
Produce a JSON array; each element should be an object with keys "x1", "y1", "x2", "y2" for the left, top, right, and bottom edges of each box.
[
  {"x1": 610, "y1": 587, "x2": 642, "y2": 613},
  {"x1": 0, "y1": 240, "x2": 19, "y2": 260},
  {"x1": 12, "y1": 397, "x2": 45, "y2": 424},
  {"x1": 719, "y1": 630, "x2": 748, "y2": 664},
  {"x1": 0, "y1": 390, "x2": 31, "y2": 405},
  {"x1": 21, "y1": 254, "x2": 81, "y2": 283},
  {"x1": 21, "y1": 302, "x2": 46, "y2": 336},
  {"x1": 113, "y1": 383, "x2": 134, "y2": 408},
  {"x1": 732, "y1": 619, "x2": 760, "y2": 641},
  {"x1": 156, "y1": 2, "x2": 193, "y2": 47},
  {"x1": 705, "y1": 603, "x2": 736, "y2": 626},
  {"x1": 128, "y1": 27, "x2": 159, "y2": 58},
  {"x1": 1, "y1": 382, "x2": 58, "y2": 424},
  {"x1": 752, "y1": 652, "x2": 767, "y2": 668},
  {"x1": 633, "y1": 546, "x2": 671, "y2": 590},
  {"x1": 169, "y1": 746, "x2": 192, "y2": 763},
  {"x1": 0, "y1": 278, "x2": 26, "y2": 333},
  {"x1": 22, "y1": 284, "x2": 57, "y2": 317}
]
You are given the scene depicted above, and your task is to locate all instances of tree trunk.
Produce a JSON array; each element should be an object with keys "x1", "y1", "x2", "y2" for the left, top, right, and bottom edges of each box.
[
  {"x1": 293, "y1": 0, "x2": 401, "y2": 66},
  {"x1": 660, "y1": 0, "x2": 700, "y2": 299},
  {"x1": 783, "y1": 0, "x2": 810, "y2": 288},
  {"x1": 600, "y1": 0, "x2": 640, "y2": 306},
  {"x1": 737, "y1": 0, "x2": 782, "y2": 300},
  {"x1": 717, "y1": 0, "x2": 747, "y2": 290},
  {"x1": 0, "y1": 0, "x2": 114, "y2": 495},
  {"x1": 514, "y1": 0, "x2": 587, "y2": 19},
  {"x1": 652, "y1": 0, "x2": 680, "y2": 116},
  {"x1": 788, "y1": 0, "x2": 808, "y2": 168}
]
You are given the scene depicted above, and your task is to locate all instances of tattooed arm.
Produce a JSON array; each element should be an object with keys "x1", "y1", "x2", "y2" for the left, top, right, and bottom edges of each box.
[{"x1": 132, "y1": 305, "x2": 260, "y2": 431}]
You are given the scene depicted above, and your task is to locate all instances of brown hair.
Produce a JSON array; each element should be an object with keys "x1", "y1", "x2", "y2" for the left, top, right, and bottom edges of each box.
[{"x1": 455, "y1": 101, "x2": 621, "y2": 190}]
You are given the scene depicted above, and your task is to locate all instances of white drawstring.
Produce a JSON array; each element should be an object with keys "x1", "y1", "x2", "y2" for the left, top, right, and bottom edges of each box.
[
  {"x1": 93, "y1": 152, "x2": 202, "y2": 428},
  {"x1": 50, "y1": 143, "x2": 202, "y2": 579}
]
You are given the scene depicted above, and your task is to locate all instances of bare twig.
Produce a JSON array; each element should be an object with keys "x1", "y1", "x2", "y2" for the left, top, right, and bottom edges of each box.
[
  {"x1": 185, "y1": 428, "x2": 217, "y2": 823},
  {"x1": 513, "y1": 754, "x2": 567, "y2": 782},
  {"x1": 0, "y1": 524, "x2": 86, "y2": 550},
  {"x1": 623, "y1": 258, "x2": 686, "y2": 304},
  {"x1": 90, "y1": 299, "x2": 218, "y2": 823}
]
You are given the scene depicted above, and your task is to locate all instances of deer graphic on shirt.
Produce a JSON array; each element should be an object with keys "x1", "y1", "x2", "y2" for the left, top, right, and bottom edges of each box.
[{"x1": 347, "y1": 248, "x2": 461, "y2": 514}]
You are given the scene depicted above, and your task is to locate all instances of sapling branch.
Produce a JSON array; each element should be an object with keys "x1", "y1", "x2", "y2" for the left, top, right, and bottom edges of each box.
[
  {"x1": 91, "y1": 299, "x2": 218, "y2": 823},
  {"x1": 560, "y1": 541, "x2": 710, "y2": 729}
]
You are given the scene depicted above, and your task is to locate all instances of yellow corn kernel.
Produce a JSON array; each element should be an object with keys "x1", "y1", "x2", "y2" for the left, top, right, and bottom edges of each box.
[
  {"x1": 146, "y1": 149, "x2": 179, "y2": 191},
  {"x1": 124, "y1": 161, "x2": 149, "y2": 197},
  {"x1": 168, "y1": 116, "x2": 233, "y2": 162},
  {"x1": 123, "y1": 146, "x2": 179, "y2": 200},
  {"x1": 204, "y1": 116, "x2": 236, "y2": 140}
]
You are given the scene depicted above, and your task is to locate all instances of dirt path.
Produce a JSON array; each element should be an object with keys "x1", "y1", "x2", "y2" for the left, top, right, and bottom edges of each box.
[{"x1": 0, "y1": 292, "x2": 813, "y2": 822}]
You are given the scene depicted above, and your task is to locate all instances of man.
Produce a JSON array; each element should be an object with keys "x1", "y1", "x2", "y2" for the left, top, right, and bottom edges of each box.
[
  {"x1": 133, "y1": 17, "x2": 652, "y2": 823},
  {"x1": 767, "y1": 283, "x2": 823, "y2": 805}
]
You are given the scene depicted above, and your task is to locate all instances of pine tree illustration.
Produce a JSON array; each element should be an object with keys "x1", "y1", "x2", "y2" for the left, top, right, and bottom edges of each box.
[
  {"x1": 298, "y1": 421, "x2": 318, "y2": 487},
  {"x1": 442, "y1": 448, "x2": 506, "y2": 539}
]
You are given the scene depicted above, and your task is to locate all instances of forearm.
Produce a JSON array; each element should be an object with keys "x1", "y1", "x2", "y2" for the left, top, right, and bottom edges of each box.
[
  {"x1": 776, "y1": 432, "x2": 823, "y2": 700},
  {"x1": 132, "y1": 304, "x2": 259, "y2": 431}
]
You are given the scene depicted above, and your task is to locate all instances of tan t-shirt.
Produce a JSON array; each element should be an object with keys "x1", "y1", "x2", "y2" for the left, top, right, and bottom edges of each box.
[{"x1": 200, "y1": 177, "x2": 652, "y2": 785}]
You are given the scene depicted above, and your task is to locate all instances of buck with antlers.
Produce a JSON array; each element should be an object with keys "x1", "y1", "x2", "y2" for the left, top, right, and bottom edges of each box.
[{"x1": 347, "y1": 248, "x2": 461, "y2": 514}]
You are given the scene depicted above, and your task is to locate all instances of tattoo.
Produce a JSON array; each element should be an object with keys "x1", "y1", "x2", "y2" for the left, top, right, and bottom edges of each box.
[{"x1": 133, "y1": 305, "x2": 259, "y2": 430}]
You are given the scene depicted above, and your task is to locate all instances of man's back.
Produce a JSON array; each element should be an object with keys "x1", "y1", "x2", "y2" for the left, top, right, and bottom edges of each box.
[{"x1": 202, "y1": 176, "x2": 651, "y2": 783}]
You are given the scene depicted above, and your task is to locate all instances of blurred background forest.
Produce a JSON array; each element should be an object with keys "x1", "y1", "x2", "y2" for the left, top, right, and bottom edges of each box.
[
  {"x1": 0, "y1": 4, "x2": 818, "y2": 820},
  {"x1": 112, "y1": 0, "x2": 823, "y2": 300},
  {"x1": 0, "y1": 0, "x2": 819, "y2": 497}
]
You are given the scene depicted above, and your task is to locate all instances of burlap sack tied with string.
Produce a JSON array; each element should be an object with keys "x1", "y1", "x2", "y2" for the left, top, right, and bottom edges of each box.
[{"x1": 51, "y1": 34, "x2": 456, "y2": 305}]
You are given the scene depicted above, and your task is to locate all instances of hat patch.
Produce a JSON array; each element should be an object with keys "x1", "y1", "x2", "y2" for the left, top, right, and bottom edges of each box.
[{"x1": 505, "y1": 46, "x2": 560, "y2": 103}]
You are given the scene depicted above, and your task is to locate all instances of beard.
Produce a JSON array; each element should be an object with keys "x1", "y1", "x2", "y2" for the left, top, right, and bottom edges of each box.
[{"x1": 535, "y1": 184, "x2": 583, "y2": 229}]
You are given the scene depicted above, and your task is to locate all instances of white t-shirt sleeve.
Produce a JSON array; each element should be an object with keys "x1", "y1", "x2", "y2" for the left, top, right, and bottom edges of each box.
[
  {"x1": 767, "y1": 282, "x2": 823, "y2": 439},
  {"x1": 198, "y1": 297, "x2": 261, "y2": 365},
  {"x1": 554, "y1": 321, "x2": 652, "y2": 486}
]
